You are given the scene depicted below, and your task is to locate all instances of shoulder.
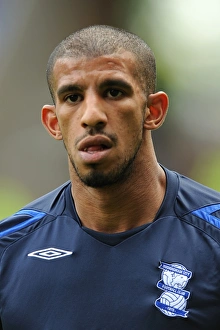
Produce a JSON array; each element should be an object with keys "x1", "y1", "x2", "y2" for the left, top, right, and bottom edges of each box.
[
  {"x1": 167, "y1": 169, "x2": 220, "y2": 243},
  {"x1": 173, "y1": 170, "x2": 220, "y2": 214},
  {"x1": 0, "y1": 181, "x2": 71, "y2": 245},
  {"x1": 23, "y1": 180, "x2": 72, "y2": 215}
]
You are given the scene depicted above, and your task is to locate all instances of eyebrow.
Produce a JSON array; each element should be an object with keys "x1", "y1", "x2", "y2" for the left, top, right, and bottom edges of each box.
[
  {"x1": 57, "y1": 84, "x2": 83, "y2": 98},
  {"x1": 99, "y1": 79, "x2": 133, "y2": 92},
  {"x1": 56, "y1": 79, "x2": 133, "y2": 99}
]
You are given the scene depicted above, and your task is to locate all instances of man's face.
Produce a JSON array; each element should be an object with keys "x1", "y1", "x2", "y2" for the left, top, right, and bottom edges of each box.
[{"x1": 52, "y1": 52, "x2": 148, "y2": 187}]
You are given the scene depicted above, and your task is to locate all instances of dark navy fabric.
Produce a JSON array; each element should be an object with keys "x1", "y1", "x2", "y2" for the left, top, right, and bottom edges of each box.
[{"x1": 0, "y1": 168, "x2": 220, "y2": 329}]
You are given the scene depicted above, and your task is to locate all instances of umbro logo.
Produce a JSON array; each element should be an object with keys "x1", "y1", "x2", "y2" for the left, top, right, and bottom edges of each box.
[{"x1": 28, "y1": 247, "x2": 73, "y2": 260}]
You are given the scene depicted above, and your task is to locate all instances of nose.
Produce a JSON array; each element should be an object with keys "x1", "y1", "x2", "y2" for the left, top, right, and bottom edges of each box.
[{"x1": 81, "y1": 92, "x2": 107, "y2": 129}]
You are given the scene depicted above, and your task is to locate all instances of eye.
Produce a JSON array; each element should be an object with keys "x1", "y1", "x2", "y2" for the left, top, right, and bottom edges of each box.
[
  {"x1": 106, "y1": 89, "x2": 123, "y2": 98},
  {"x1": 65, "y1": 94, "x2": 82, "y2": 103}
]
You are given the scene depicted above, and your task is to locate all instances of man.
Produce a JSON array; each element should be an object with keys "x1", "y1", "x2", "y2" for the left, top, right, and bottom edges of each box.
[{"x1": 0, "y1": 25, "x2": 220, "y2": 330}]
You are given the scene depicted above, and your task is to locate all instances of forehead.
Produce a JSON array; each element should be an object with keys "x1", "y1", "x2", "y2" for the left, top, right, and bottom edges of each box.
[{"x1": 52, "y1": 51, "x2": 140, "y2": 90}]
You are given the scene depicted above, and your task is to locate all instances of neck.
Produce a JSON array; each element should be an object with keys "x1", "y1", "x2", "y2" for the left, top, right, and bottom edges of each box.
[{"x1": 71, "y1": 157, "x2": 166, "y2": 234}]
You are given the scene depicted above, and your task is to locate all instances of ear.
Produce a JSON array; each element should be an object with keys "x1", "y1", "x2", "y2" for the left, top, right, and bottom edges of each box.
[
  {"x1": 41, "y1": 105, "x2": 63, "y2": 140},
  {"x1": 144, "y1": 92, "x2": 169, "y2": 130}
]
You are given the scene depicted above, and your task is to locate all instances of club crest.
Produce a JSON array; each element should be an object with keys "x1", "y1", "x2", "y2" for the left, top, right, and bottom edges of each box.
[{"x1": 155, "y1": 261, "x2": 192, "y2": 318}]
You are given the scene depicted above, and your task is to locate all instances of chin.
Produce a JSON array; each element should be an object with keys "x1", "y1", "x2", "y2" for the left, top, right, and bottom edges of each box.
[{"x1": 79, "y1": 172, "x2": 120, "y2": 188}]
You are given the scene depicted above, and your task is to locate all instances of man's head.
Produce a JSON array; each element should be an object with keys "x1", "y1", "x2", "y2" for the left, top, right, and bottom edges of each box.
[
  {"x1": 47, "y1": 25, "x2": 156, "y2": 104},
  {"x1": 42, "y1": 25, "x2": 168, "y2": 188}
]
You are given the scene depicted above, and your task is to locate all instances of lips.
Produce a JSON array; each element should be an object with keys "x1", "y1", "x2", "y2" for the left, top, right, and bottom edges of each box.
[
  {"x1": 77, "y1": 135, "x2": 113, "y2": 163},
  {"x1": 83, "y1": 145, "x2": 107, "y2": 153},
  {"x1": 78, "y1": 135, "x2": 113, "y2": 153}
]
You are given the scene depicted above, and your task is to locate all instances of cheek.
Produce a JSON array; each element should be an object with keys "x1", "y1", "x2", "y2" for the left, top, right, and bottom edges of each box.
[
  {"x1": 56, "y1": 117, "x2": 75, "y2": 147},
  {"x1": 56, "y1": 108, "x2": 78, "y2": 134},
  {"x1": 122, "y1": 111, "x2": 145, "y2": 137},
  {"x1": 117, "y1": 117, "x2": 144, "y2": 153}
]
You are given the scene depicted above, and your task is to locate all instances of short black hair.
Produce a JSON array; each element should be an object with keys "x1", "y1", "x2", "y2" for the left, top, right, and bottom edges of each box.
[{"x1": 47, "y1": 25, "x2": 156, "y2": 103}]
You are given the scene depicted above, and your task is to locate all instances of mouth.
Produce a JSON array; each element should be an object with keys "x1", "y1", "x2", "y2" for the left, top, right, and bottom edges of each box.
[
  {"x1": 78, "y1": 135, "x2": 113, "y2": 163},
  {"x1": 83, "y1": 144, "x2": 110, "y2": 153},
  {"x1": 78, "y1": 135, "x2": 113, "y2": 152}
]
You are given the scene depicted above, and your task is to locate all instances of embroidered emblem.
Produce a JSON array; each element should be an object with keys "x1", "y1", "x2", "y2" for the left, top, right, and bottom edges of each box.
[
  {"x1": 28, "y1": 247, "x2": 72, "y2": 260},
  {"x1": 155, "y1": 262, "x2": 192, "y2": 318}
]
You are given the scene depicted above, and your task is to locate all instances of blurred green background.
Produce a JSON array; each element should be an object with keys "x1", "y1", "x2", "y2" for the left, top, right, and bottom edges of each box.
[{"x1": 1, "y1": 0, "x2": 220, "y2": 218}]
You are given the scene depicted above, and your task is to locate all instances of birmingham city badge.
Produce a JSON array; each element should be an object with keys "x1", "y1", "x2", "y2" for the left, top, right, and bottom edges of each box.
[{"x1": 155, "y1": 261, "x2": 192, "y2": 318}]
